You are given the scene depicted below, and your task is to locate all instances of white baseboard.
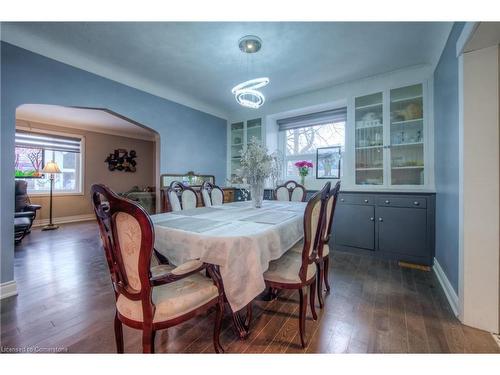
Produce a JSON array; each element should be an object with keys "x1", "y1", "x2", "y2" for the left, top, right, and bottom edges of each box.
[
  {"x1": 32, "y1": 213, "x2": 95, "y2": 227},
  {"x1": 0, "y1": 280, "x2": 18, "y2": 300},
  {"x1": 433, "y1": 258, "x2": 459, "y2": 316}
]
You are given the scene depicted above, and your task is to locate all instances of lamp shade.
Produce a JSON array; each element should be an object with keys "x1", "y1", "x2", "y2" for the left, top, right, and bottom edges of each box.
[{"x1": 42, "y1": 161, "x2": 62, "y2": 174}]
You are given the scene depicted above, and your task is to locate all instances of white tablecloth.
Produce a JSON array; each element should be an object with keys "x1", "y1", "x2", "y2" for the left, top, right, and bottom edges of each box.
[{"x1": 151, "y1": 200, "x2": 306, "y2": 312}]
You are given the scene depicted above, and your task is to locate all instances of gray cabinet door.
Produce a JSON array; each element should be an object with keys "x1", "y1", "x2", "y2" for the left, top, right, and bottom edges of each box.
[
  {"x1": 377, "y1": 207, "x2": 427, "y2": 257},
  {"x1": 334, "y1": 204, "x2": 375, "y2": 250}
]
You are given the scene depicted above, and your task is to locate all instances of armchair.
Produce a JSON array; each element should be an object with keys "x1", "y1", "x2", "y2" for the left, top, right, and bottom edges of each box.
[
  {"x1": 14, "y1": 180, "x2": 41, "y2": 243},
  {"x1": 263, "y1": 182, "x2": 330, "y2": 348},
  {"x1": 91, "y1": 183, "x2": 224, "y2": 353}
]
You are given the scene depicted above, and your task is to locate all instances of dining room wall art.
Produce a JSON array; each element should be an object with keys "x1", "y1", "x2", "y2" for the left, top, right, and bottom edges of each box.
[
  {"x1": 316, "y1": 146, "x2": 341, "y2": 179},
  {"x1": 105, "y1": 149, "x2": 137, "y2": 172}
]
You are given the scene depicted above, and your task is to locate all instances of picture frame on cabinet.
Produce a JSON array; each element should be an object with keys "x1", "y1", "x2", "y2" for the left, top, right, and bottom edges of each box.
[{"x1": 316, "y1": 146, "x2": 341, "y2": 179}]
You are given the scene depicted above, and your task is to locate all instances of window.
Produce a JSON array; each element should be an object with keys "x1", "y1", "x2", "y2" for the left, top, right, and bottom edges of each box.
[
  {"x1": 15, "y1": 130, "x2": 83, "y2": 194},
  {"x1": 278, "y1": 108, "x2": 346, "y2": 180}
]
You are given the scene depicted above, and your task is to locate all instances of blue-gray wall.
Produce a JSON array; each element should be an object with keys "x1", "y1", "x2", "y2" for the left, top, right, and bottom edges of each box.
[
  {"x1": 0, "y1": 42, "x2": 227, "y2": 283},
  {"x1": 434, "y1": 22, "x2": 465, "y2": 293}
]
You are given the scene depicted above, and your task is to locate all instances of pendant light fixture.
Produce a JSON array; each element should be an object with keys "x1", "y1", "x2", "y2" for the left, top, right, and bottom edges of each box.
[{"x1": 231, "y1": 35, "x2": 269, "y2": 109}]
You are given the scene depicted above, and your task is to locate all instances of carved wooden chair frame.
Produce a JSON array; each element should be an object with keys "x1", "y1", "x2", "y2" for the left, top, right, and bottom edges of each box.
[
  {"x1": 200, "y1": 181, "x2": 225, "y2": 207},
  {"x1": 91, "y1": 184, "x2": 224, "y2": 353},
  {"x1": 315, "y1": 181, "x2": 340, "y2": 308},
  {"x1": 274, "y1": 180, "x2": 307, "y2": 202},
  {"x1": 264, "y1": 182, "x2": 330, "y2": 348}
]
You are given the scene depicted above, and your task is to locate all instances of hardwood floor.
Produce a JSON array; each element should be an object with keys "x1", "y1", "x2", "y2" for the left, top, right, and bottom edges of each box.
[{"x1": 1, "y1": 221, "x2": 498, "y2": 353}]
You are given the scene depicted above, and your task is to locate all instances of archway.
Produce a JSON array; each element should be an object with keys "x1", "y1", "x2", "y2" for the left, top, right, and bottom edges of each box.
[{"x1": 15, "y1": 104, "x2": 161, "y2": 226}]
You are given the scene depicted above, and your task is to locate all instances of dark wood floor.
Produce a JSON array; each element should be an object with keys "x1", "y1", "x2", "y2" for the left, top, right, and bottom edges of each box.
[{"x1": 1, "y1": 221, "x2": 498, "y2": 354}]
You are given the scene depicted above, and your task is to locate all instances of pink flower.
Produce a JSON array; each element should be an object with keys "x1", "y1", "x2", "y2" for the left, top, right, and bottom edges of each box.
[{"x1": 294, "y1": 161, "x2": 313, "y2": 168}]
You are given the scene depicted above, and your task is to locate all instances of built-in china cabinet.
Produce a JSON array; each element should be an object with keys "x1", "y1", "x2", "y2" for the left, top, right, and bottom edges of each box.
[
  {"x1": 350, "y1": 82, "x2": 430, "y2": 189},
  {"x1": 228, "y1": 118, "x2": 263, "y2": 181}
]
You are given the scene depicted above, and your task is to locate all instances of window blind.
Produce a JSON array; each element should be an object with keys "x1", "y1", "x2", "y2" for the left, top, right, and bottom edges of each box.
[
  {"x1": 15, "y1": 131, "x2": 81, "y2": 153},
  {"x1": 277, "y1": 107, "x2": 347, "y2": 131}
]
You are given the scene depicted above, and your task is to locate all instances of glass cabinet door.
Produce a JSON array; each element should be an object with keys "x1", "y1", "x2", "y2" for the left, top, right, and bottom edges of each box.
[
  {"x1": 246, "y1": 118, "x2": 262, "y2": 145},
  {"x1": 230, "y1": 122, "x2": 244, "y2": 179},
  {"x1": 389, "y1": 84, "x2": 424, "y2": 185},
  {"x1": 355, "y1": 92, "x2": 384, "y2": 185}
]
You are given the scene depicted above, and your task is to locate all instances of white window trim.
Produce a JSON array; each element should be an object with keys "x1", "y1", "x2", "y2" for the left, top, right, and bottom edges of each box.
[{"x1": 15, "y1": 126, "x2": 85, "y2": 196}]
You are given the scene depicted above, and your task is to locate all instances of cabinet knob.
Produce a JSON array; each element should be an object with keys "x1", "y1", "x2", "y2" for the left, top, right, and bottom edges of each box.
[
  {"x1": 385, "y1": 200, "x2": 390, "y2": 204},
  {"x1": 340, "y1": 198, "x2": 345, "y2": 202},
  {"x1": 370, "y1": 217, "x2": 374, "y2": 221},
  {"x1": 364, "y1": 199, "x2": 369, "y2": 203},
  {"x1": 413, "y1": 201, "x2": 420, "y2": 206},
  {"x1": 378, "y1": 217, "x2": 383, "y2": 222}
]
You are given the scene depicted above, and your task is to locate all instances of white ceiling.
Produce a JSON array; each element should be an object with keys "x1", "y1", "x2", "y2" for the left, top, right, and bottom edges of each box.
[
  {"x1": 2, "y1": 22, "x2": 453, "y2": 117},
  {"x1": 16, "y1": 104, "x2": 157, "y2": 141}
]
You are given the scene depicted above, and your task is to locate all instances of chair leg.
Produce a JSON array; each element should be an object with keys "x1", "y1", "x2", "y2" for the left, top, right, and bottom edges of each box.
[
  {"x1": 114, "y1": 312, "x2": 124, "y2": 353},
  {"x1": 245, "y1": 301, "x2": 253, "y2": 328},
  {"x1": 309, "y1": 279, "x2": 317, "y2": 321},
  {"x1": 324, "y1": 255, "x2": 331, "y2": 293},
  {"x1": 317, "y1": 261, "x2": 325, "y2": 309},
  {"x1": 213, "y1": 301, "x2": 225, "y2": 353},
  {"x1": 298, "y1": 287, "x2": 308, "y2": 348},
  {"x1": 142, "y1": 328, "x2": 156, "y2": 353}
]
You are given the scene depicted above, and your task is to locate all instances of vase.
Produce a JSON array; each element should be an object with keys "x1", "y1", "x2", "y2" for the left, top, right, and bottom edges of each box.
[
  {"x1": 300, "y1": 175, "x2": 305, "y2": 186},
  {"x1": 250, "y1": 179, "x2": 264, "y2": 208}
]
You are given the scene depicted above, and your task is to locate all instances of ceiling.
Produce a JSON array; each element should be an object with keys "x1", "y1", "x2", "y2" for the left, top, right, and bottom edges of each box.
[
  {"x1": 16, "y1": 104, "x2": 157, "y2": 141},
  {"x1": 2, "y1": 22, "x2": 453, "y2": 117}
]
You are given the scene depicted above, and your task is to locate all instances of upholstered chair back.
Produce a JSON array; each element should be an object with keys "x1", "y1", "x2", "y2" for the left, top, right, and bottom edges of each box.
[
  {"x1": 168, "y1": 190, "x2": 182, "y2": 211},
  {"x1": 166, "y1": 181, "x2": 198, "y2": 211},
  {"x1": 200, "y1": 181, "x2": 224, "y2": 207},
  {"x1": 181, "y1": 189, "x2": 198, "y2": 210},
  {"x1": 211, "y1": 188, "x2": 224, "y2": 206},
  {"x1": 318, "y1": 181, "x2": 340, "y2": 255},
  {"x1": 291, "y1": 186, "x2": 306, "y2": 202},
  {"x1": 91, "y1": 184, "x2": 154, "y2": 304},
  {"x1": 274, "y1": 180, "x2": 306, "y2": 202},
  {"x1": 15, "y1": 180, "x2": 30, "y2": 212},
  {"x1": 275, "y1": 186, "x2": 289, "y2": 201},
  {"x1": 201, "y1": 189, "x2": 212, "y2": 207},
  {"x1": 324, "y1": 181, "x2": 341, "y2": 241},
  {"x1": 297, "y1": 182, "x2": 330, "y2": 281}
]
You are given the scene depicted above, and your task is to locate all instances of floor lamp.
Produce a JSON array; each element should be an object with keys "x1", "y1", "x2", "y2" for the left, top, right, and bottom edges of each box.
[{"x1": 41, "y1": 161, "x2": 61, "y2": 231}]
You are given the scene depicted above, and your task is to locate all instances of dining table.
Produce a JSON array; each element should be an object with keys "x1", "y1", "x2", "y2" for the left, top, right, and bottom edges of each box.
[{"x1": 151, "y1": 199, "x2": 307, "y2": 338}]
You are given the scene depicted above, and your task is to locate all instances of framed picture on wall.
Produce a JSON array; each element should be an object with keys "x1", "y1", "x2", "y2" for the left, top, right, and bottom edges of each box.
[{"x1": 316, "y1": 146, "x2": 341, "y2": 179}]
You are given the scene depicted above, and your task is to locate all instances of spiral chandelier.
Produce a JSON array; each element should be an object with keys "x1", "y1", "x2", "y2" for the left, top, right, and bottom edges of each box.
[
  {"x1": 231, "y1": 77, "x2": 269, "y2": 109},
  {"x1": 231, "y1": 36, "x2": 269, "y2": 109}
]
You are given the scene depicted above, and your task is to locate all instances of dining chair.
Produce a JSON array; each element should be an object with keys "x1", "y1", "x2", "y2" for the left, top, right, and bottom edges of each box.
[
  {"x1": 263, "y1": 182, "x2": 330, "y2": 348},
  {"x1": 274, "y1": 180, "x2": 307, "y2": 202},
  {"x1": 164, "y1": 180, "x2": 198, "y2": 211},
  {"x1": 316, "y1": 181, "x2": 341, "y2": 308},
  {"x1": 200, "y1": 181, "x2": 224, "y2": 207},
  {"x1": 91, "y1": 184, "x2": 225, "y2": 353}
]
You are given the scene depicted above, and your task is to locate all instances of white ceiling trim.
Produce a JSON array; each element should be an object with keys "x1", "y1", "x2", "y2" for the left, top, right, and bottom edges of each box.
[
  {"x1": 1, "y1": 25, "x2": 229, "y2": 120},
  {"x1": 456, "y1": 22, "x2": 480, "y2": 57}
]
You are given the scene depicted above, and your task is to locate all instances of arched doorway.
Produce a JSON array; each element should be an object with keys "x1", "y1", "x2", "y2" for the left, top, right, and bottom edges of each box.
[{"x1": 15, "y1": 104, "x2": 161, "y2": 226}]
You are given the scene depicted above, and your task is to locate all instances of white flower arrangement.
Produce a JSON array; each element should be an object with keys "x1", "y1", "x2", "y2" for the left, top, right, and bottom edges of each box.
[{"x1": 237, "y1": 137, "x2": 272, "y2": 184}]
